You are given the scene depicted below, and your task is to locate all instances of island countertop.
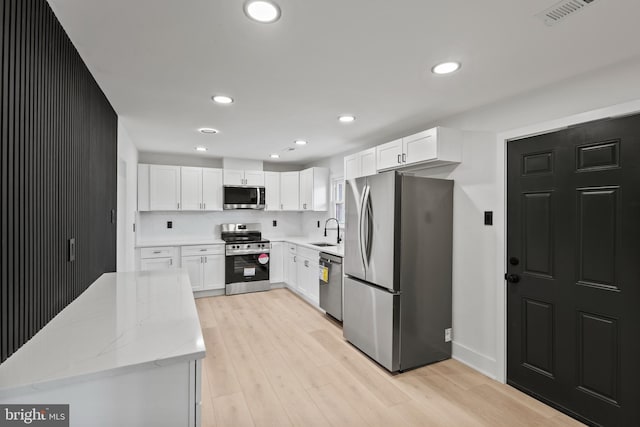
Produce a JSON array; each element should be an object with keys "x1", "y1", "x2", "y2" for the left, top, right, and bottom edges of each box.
[{"x1": 0, "y1": 270, "x2": 206, "y2": 399}]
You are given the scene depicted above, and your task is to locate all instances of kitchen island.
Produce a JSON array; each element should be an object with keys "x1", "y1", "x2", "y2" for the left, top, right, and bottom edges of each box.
[{"x1": 0, "y1": 270, "x2": 205, "y2": 427}]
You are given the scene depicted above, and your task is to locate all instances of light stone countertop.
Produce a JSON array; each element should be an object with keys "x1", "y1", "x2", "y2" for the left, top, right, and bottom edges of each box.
[{"x1": 0, "y1": 270, "x2": 206, "y2": 398}]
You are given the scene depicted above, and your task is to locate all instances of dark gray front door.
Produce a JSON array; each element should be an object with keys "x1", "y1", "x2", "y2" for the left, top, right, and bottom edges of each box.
[{"x1": 506, "y1": 115, "x2": 640, "y2": 426}]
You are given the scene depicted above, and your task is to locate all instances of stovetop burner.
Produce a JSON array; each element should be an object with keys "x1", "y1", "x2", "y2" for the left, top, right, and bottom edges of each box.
[{"x1": 220, "y1": 223, "x2": 269, "y2": 246}]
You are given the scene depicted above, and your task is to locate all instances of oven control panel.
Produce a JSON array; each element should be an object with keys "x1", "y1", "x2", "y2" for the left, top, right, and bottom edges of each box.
[{"x1": 225, "y1": 242, "x2": 271, "y2": 256}]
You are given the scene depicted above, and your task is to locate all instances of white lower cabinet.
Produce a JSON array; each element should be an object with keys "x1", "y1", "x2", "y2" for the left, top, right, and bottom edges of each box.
[
  {"x1": 284, "y1": 244, "x2": 298, "y2": 290},
  {"x1": 270, "y1": 242, "x2": 284, "y2": 283},
  {"x1": 181, "y1": 245, "x2": 225, "y2": 292},
  {"x1": 139, "y1": 246, "x2": 178, "y2": 271},
  {"x1": 296, "y1": 247, "x2": 319, "y2": 305}
]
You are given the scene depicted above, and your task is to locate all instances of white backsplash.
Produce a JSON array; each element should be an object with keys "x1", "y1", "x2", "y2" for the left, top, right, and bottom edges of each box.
[
  {"x1": 301, "y1": 211, "x2": 345, "y2": 242},
  {"x1": 137, "y1": 210, "x2": 306, "y2": 243}
]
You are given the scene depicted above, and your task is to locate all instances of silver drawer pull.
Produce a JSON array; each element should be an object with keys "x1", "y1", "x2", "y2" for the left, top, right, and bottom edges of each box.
[
  {"x1": 200, "y1": 249, "x2": 207, "y2": 251},
  {"x1": 153, "y1": 251, "x2": 161, "y2": 254}
]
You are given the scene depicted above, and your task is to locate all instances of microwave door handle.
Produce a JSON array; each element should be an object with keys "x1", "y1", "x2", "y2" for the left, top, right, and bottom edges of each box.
[{"x1": 256, "y1": 188, "x2": 261, "y2": 209}]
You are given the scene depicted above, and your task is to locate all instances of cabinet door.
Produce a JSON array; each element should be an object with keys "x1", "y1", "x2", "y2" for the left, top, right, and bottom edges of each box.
[
  {"x1": 344, "y1": 153, "x2": 361, "y2": 180},
  {"x1": 149, "y1": 165, "x2": 181, "y2": 210},
  {"x1": 223, "y1": 169, "x2": 244, "y2": 186},
  {"x1": 286, "y1": 253, "x2": 298, "y2": 289},
  {"x1": 403, "y1": 128, "x2": 437, "y2": 165},
  {"x1": 182, "y1": 256, "x2": 204, "y2": 291},
  {"x1": 181, "y1": 167, "x2": 203, "y2": 211},
  {"x1": 138, "y1": 164, "x2": 150, "y2": 211},
  {"x1": 140, "y1": 257, "x2": 174, "y2": 271},
  {"x1": 203, "y1": 254, "x2": 225, "y2": 290},
  {"x1": 269, "y1": 242, "x2": 284, "y2": 283},
  {"x1": 296, "y1": 256, "x2": 307, "y2": 296},
  {"x1": 375, "y1": 139, "x2": 403, "y2": 171},
  {"x1": 264, "y1": 172, "x2": 281, "y2": 211},
  {"x1": 299, "y1": 168, "x2": 313, "y2": 210},
  {"x1": 202, "y1": 168, "x2": 223, "y2": 211},
  {"x1": 280, "y1": 172, "x2": 300, "y2": 211},
  {"x1": 244, "y1": 171, "x2": 265, "y2": 186},
  {"x1": 306, "y1": 258, "x2": 320, "y2": 304},
  {"x1": 360, "y1": 147, "x2": 377, "y2": 177}
]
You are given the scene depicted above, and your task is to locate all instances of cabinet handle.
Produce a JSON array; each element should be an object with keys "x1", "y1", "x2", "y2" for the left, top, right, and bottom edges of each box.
[
  {"x1": 402, "y1": 153, "x2": 406, "y2": 163},
  {"x1": 294, "y1": 256, "x2": 297, "y2": 262},
  {"x1": 203, "y1": 203, "x2": 206, "y2": 209},
  {"x1": 169, "y1": 259, "x2": 173, "y2": 266},
  {"x1": 281, "y1": 204, "x2": 283, "y2": 210},
  {"x1": 304, "y1": 260, "x2": 309, "y2": 267},
  {"x1": 200, "y1": 249, "x2": 207, "y2": 251},
  {"x1": 397, "y1": 154, "x2": 401, "y2": 164},
  {"x1": 177, "y1": 202, "x2": 180, "y2": 209},
  {"x1": 153, "y1": 251, "x2": 161, "y2": 254}
]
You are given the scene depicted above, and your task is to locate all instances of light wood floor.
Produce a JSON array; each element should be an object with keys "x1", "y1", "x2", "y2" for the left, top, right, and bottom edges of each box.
[{"x1": 195, "y1": 288, "x2": 584, "y2": 427}]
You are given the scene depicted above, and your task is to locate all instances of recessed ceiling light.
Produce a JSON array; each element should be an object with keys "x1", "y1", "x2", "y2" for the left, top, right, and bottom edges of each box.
[
  {"x1": 431, "y1": 61, "x2": 461, "y2": 75},
  {"x1": 338, "y1": 115, "x2": 356, "y2": 123},
  {"x1": 244, "y1": 1, "x2": 281, "y2": 23},
  {"x1": 294, "y1": 140, "x2": 307, "y2": 145},
  {"x1": 195, "y1": 146, "x2": 208, "y2": 152},
  {"x1": 212, "y1": 95, "x2": 234, "y2": 104},
  {"x1": 270, "y1": 153, "x2": 280, "y2": 159},
  {"x1": 199, "y1": 128, "x2": 219, "y2": 134}
]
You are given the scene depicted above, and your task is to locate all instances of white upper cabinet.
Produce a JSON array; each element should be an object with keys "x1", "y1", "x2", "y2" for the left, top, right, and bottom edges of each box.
[
  {"x1": 149, "y1": 165, "x2": 181, "y2": 211},
  {"x1": 299, "y1": 167, "x2": 329, "y2": 211},
  {"x1": 181, "y1": 167, "x2": 223, "y2": 211},
  {"x1": 377, "y1": 127, "x2": 462, "y2": 172},
  {"x1": 375, "y1": 138, "x2": 404, "y2": 171},
  {"x1": 202, "y1": 168, "x2": 223, "y2": 211},
  {"x1": 180, "y1": 167, "x2": 203, "y2": 211},
  {"x1": 223, "y1": 169, "x2": 264, "y2": 186},
  {"x1": 344, "y1": 147, "x2": 377, "y2": 180},
  {"x1": 264, "y1": 172, "x2": 281, "y2": 211},
  {"x1": 280, "y1": 171, "x2": 300, "y2": 211},
  {"x1": 244, "y1": 170, "x2": 265, "y2": 186}
]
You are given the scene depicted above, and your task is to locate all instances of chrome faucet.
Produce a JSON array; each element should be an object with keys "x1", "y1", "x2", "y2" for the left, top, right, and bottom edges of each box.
[{"x1": 324, "y1": 218, "x2": 342, "y2": 244}]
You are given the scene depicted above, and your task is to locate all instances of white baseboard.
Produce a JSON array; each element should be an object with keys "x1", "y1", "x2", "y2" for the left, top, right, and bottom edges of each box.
[
  {"x1": 452, "y1": 341, "x2": 498, "y2": 380},
  {"x1": 193, "y1": 289, "x2": 224, "y2": 298}
]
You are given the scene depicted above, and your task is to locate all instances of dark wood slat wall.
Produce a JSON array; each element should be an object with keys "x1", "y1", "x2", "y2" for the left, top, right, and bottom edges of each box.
[{"x1": 0, "y1": 0, "x2": 117, "y2": 363}]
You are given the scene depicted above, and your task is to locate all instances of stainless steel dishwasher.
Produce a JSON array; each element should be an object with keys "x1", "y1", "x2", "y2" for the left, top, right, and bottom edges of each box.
[{"x1": 319, "y1": 252, "x2": 343, "y2": 321}]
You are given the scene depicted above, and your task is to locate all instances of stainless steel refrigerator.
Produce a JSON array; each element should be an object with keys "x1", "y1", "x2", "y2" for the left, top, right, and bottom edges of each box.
[{"x1": 343, "y1": 171, "x2": 453, "y2": 372}]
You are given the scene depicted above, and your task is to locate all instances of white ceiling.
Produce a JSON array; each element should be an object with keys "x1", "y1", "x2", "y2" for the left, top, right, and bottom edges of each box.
[{"x1": 48, "y1": 0, "x2": 640, "y2": 164}]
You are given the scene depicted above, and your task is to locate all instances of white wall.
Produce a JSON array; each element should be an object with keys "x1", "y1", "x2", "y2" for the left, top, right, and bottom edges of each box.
[
  {"x1": 137, "y1": 211, "x2": 305, "y2": 243},
  {"x1": 138, "y1": 151, "x2": 304, "y2": 172},
  {"x1": 306, "y1": 56, "x2": 640, "y2": 380},
  {"x1": 117, "y1": 121, "x2": 139, "y2": 272}
]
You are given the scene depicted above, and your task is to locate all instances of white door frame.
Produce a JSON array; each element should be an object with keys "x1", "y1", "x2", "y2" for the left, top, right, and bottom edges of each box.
[{"x1": 494, "y1": 98, "x2": 640, "y2": 383}]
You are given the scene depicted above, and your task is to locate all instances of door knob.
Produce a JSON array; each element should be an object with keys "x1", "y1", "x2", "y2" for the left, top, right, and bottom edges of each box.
[{"x1": 505, "y1": 273, "x2": 520, "y2": 283}]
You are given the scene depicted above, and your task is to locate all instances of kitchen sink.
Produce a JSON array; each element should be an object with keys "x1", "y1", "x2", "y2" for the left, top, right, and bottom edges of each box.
[{"x1": 309, "y1": 242, "x2": 337, "y2": 247}]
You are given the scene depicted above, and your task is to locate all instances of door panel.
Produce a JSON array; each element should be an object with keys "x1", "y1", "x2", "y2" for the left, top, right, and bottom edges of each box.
[
  {"x1": 182, "y1": 256, "x2": 203, "y2": 291},
  {"x1": 264, "y1": 172, "x2": 281, "y2": 211},
  {"x1": 507, "y1": 115, "x2": 640, "y2": 426},
  {"x1": 181, "y1": 167, "x2": 203, "y2": 211},
  {"x1": 343, "y1": 277, "x2": 399, "y2": 372},
  {"x1": 375, "y1": 139, "x2": 403, "y2": 171},
  {"x1": 203, "y1": 254, "x2": 225, "y2": 290},
  {"x1": 280, "y1": 172, "x2": 300, "y2": 210},
  {"x1": 149, "y1": 165, "x2": 180, "y2": 211},
  {"x1": 202, "y1": 168, "x2": 222, "y2": 211},
  {"x1": 365, "y1": 172, "x2": 397, "y2": 290}
]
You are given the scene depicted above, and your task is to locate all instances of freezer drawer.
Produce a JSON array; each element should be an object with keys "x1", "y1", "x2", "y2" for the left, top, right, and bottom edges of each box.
[{"x1": 343, "y1": 277, "x2": 400, "y2": 372}]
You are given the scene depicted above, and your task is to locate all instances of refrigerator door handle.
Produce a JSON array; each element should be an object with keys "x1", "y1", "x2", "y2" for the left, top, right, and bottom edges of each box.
[
  {"x1": 365, "y1": 187, "x2": 373, "y2": 263},
  {"x1": 358, "y1": 184, "x2": 368, "y2": 270},
  {"x1": 361, "y1": 184, "x2": 372, "y2": 269}
]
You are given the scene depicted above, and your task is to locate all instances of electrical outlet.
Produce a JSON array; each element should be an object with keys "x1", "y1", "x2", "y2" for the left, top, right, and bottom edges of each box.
[
  {"x1": 445, "y1": 328, "x2": 452, "y2": 343},
  {"x1": 272, "y1": 220, "x2": 277, "y2": 227},
  {"x1": 484, "y1": 211, "x2": 493, "y2": 226},
  {"x1": 167, "y1": 221, "x2": 173, "y2": 229},
  {"x1": 317, "y1": 220, "x2": 320, "y2": 228}
]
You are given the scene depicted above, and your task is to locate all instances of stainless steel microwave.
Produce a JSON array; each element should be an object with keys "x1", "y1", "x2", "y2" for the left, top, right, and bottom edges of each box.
[{"x1": 223, "y1": 186, "x2": 265, "y2": 210}]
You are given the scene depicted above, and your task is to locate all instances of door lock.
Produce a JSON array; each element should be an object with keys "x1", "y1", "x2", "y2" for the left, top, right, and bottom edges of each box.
[{"x1": 505, "y1": 273, "x2": 520, "y2": 283}]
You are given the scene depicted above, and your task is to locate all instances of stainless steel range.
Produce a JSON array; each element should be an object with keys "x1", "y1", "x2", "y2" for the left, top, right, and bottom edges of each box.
[{"x1": 221, "y1": 223, "x2": 271, "y2": 295}]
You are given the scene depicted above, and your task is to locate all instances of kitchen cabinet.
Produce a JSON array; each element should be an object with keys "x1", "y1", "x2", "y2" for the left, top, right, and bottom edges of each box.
[
  {"x1": 139, "y1": 246, "x2": 178, "y2": 271},
  {"x1": 181, "y1": 245, "x2": 225, "y2": 292},
  {"x1": 280, "y1": 172, "x2": 300, "y2": 211},
  {"x1": 376, "y1": 127, "x2": 462, "y2": 172},
  {"x1": 375, "y1": 138, "x2": 404, "y2": 171},
  {"x1": 181, "y1": 167, "x2": 223, "y2": 211},
  {"x1": 344, "y1": 147, "x2": 377, "y2": 180},
  {"x1": 264, "y1": 172, "x2": 281, "y2": 211},
  {"x1": 296, "y1": 246, "x2": 319, "y2": 305},
  {"x1": 269, "y1": 242, "x2": 284, "y2": 283},
  {"x1": 299, "y1": 167, "x2": 329, "y2": 211},
  {"x1": 284, "y1": 244, "x2": 298, "y2": 290},
  {"x1": 149, "y1": 165, "x2": 181, "y2": 211},
  {"x1": 223, "y1": 169, "x2": 265, "y2": 186}
]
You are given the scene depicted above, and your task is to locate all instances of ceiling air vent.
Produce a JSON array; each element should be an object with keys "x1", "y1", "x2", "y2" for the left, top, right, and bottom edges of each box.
[{"x1": 536, "y1": 0, "x2": 598, "y2": 26}]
